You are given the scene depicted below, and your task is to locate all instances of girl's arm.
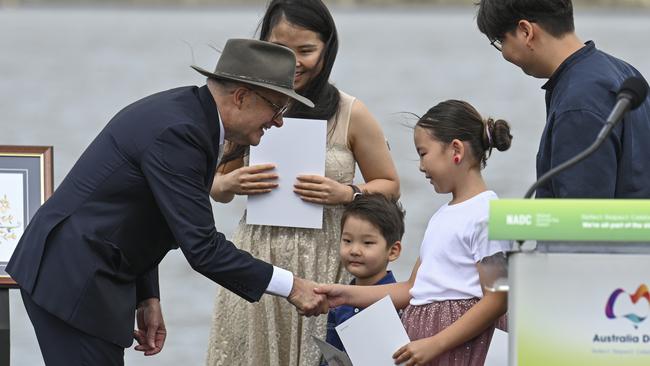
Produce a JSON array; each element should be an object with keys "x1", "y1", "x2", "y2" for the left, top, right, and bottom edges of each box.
[
  {"x1": 393, "y1": 258, "x2": 507, "y2": 365},
  {"x1": 316, "y1": 259, "x2": 420, "y2": 310}
]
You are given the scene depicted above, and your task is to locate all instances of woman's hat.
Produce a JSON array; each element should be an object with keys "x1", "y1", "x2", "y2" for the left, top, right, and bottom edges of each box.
[{"x1": 191, "y1": 38, "x2": 314, "y2": 108}]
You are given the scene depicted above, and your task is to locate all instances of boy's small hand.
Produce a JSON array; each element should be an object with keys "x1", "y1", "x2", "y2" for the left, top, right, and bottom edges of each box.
[
  {"x1": 392, "y1": 337, "x2": 440, "y2": 366},
  {"x1": 313, "y1": 284, "x2": 348, "y2": 308}
]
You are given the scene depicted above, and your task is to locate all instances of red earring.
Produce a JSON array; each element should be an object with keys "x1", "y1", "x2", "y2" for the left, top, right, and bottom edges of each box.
[{"x1": 453, "y1": 156, "x2": 460, "y2": 164}]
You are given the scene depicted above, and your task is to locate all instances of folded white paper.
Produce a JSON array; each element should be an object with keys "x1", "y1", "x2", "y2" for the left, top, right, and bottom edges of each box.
[
  {"x1": 335, "y1": 296, "x2": 410, "y2": 366},
  {"x1": 247, "y1": 118, "x2": 326, "y2": 229},
  {"x1": 312, "y1": 336, "x2": 353, "y2": 366}
]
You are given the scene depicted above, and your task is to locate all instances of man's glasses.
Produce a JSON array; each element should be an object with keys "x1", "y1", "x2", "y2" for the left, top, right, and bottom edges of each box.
[{"x1": 251, "y1": 90, "x2": 289, "y2": 122}]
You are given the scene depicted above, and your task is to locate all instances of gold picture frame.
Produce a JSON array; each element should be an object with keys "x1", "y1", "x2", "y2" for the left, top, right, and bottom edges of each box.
[{"x1": 0, "y1": 146, "x2": 53, "y2": 288}]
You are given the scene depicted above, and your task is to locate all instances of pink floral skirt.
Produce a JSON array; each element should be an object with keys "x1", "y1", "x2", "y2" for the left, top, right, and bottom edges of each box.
[{"x1": 401, "y1": 298, "x2": 497, "y2": 366}]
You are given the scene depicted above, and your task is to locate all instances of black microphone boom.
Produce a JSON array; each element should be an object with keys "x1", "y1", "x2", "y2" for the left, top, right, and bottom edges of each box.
[{"x1": 524, "y1": 76, "x2": 649, "y2": 199}]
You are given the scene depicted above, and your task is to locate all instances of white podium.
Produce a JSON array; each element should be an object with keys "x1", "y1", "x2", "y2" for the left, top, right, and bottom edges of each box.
[{"x1": 490, "y1": 199, "x2": 650, "y2": 366}]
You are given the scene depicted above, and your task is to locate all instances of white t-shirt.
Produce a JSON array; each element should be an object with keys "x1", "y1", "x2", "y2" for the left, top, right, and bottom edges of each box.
[{"x1": 409, "y1": 191, "x2": 511, "y2": 305}]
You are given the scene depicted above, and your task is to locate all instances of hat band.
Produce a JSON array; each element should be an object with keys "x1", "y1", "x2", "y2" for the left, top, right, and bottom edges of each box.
[{"x1": 216, "y1": 71, "x2": 293, "y2": 89}]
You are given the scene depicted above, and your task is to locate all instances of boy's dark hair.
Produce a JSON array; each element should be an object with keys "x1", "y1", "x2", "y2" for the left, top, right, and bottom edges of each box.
[
  {"x1": 476, "y1": 0, "x2": 575, "y2": 41},
  {"x1": 340, "y1": 194, "x2": 405, "y2": 246},
  {"x1": 416, "y1": 100, "x2": 513, "y2": 169}
]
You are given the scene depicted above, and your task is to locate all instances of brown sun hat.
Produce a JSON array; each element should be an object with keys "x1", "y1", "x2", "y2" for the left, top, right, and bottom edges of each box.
[{"x1": 191, "y1": 38, "x2": 314, "y2": 108}]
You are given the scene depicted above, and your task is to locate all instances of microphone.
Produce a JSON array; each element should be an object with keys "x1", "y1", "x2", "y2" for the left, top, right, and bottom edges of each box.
[
  {"x1": 597, "y1": 77, "x2": 649, "y2": 141},
  {"x1": 524, "y1": 76, "x2": 649, "y2": 199}
]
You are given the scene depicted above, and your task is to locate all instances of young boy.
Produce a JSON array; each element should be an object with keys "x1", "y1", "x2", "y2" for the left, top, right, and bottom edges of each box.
[{"x1": 324, "y1": 193, "x2": 404, "y2": 353}]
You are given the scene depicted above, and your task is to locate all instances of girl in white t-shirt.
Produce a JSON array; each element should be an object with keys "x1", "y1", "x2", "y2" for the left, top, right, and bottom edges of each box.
[{"x1": 316, "y1": 100, "x2": 512, "y2": 366}]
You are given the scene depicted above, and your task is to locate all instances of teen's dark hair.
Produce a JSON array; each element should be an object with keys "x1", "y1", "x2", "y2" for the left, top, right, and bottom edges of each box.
[
  {"x1": 340, "y1": 194, "x2": 405, "y2": 246},
  {"x1": 220, "y1": 0, "x2": 341, "y2": 165},
  {"x1": 416, "y1": 100, "x2": 513, "y2": 169},
  {"x1": 476, "y1": 0, "x2": 575, "y2": 41}
]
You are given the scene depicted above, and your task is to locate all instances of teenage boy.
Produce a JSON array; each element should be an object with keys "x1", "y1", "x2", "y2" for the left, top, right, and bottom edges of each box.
[{"x1": 477, "y1": 0, "x2": 650, "y2": 198}]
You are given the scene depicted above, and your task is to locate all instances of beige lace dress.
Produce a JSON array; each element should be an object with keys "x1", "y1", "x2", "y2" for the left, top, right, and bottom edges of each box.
[{"x1": 205, "y1": 91, "x2": 357, "y2": 366}]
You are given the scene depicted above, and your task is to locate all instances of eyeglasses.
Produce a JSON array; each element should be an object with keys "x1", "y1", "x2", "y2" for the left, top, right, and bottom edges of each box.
[
  {"x1": 489, "y1": 38, "x2": 503, "y2": 52},
  {"x1": 251, "y1": 90, "x2": 289, "y2": 122}
]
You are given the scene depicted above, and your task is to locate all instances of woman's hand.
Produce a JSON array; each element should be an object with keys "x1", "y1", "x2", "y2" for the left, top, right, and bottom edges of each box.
[
  {"x1": 220, "y1": 163, "x2": 278, "y2": 196},
  {"x1": 294, "y1": 175, "x2": 352, "y2": 205},
  {"x1": 393, "y1": 337, "x2": 442, "y2": 366}
]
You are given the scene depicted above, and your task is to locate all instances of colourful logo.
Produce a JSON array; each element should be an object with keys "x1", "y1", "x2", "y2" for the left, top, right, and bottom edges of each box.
[{"x1": 605, "y1": 284, "x2": 650, "y2": 329}]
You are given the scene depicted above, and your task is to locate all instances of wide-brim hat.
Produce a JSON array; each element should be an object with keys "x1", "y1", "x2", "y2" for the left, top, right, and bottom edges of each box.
[{"x1": 192, "y1": 38, "x2": 314, "y2": 108}]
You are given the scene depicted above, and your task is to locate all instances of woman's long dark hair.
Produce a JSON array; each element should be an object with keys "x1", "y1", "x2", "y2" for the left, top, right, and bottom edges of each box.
[
  {"x1": 220, "y1": 0, "x2": 341, "y2": 165},
  {"x1": 260, "y1": 0, "x2": 340, "y2": 120}
]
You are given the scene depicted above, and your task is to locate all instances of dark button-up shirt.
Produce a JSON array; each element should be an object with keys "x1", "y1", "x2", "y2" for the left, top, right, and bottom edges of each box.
[{"x1": 537, "y1": 41, "x2": 650, "y2": 198}]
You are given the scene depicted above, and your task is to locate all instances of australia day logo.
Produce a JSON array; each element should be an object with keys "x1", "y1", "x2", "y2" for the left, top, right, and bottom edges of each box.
[{"x1": 605, "y1": 284, "x2": 650, "y2": 329}]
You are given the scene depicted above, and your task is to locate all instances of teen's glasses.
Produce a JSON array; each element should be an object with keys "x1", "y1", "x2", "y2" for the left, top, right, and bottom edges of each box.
[{"x1": 489, "y1": 38, "x2": 503, "y2": 52}]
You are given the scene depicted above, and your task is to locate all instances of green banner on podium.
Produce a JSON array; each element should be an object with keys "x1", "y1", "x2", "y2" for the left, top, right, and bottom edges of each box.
[{"x1": 489, "y1": 199, "x2": 650, "y2": 242}]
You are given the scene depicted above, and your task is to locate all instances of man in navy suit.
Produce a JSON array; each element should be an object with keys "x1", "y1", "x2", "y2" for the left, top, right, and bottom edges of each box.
[{"x1": 7, "y1": 39, "x2": 326, "y2": 365}]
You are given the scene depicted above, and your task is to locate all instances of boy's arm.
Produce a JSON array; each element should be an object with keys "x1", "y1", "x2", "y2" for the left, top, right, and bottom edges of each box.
[{"x1": 316, "y1": 259, "x2": 420, "y2": 309}]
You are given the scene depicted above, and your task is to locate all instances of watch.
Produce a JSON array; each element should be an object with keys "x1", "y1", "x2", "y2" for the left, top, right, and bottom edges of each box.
[{"x1": 348, "y1": 184, "x2": 362, "y2": 200}]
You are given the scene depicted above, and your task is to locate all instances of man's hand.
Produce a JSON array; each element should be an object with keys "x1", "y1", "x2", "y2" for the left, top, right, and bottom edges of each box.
[
  {"x1": 133, "y1": 298, "x2": 167, "y2": 356},
  {"x1": 287, "y1": 277, "x2": 328, "y2": 316}
]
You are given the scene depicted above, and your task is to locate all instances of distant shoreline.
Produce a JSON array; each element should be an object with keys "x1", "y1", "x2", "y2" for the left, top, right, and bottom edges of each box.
[{"x1": 2, "y1": 0, "x2": 650, "y2": 8}]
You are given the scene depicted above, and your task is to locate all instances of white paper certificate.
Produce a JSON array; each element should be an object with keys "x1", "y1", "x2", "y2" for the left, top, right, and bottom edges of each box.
[
  {"x1": 335, "y1": 296, "x2": 410, "y2": 365},
  {"x1": 247, "y1": 118, "x2": 327, "y2": 229},
  {"x1": 312, "y1": 336, "x2": 353, "y2": 366}
]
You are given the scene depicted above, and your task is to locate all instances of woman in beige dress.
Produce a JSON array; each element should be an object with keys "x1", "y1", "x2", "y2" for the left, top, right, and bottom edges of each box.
[{"x1": 205, "y1": 1, "x2": 399, "y2": 365}]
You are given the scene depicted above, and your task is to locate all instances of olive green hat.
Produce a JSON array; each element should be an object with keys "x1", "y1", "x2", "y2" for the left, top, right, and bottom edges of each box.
[{"x1": 191, "y1": 38, "x2": 314, "y2": 108}]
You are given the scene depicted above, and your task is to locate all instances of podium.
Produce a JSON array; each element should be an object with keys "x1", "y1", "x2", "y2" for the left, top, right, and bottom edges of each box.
[{"x1": 490, "y1": 199, "x2": 650, "y2": 366}]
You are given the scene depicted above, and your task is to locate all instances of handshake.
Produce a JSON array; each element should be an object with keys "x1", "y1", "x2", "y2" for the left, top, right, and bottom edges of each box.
[{"x1": 286, "y1": 277, "x2": 346, "y2": 317}]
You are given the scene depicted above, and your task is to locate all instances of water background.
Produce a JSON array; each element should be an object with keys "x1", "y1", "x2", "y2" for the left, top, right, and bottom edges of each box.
[{"x1": 1, "y1": 5, "x2": 649, "y2": 365}]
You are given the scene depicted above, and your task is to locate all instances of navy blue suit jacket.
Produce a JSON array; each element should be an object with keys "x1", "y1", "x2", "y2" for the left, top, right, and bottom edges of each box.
[{"x1": 7, "y1": 85, "x2": 273, "y2": 347}]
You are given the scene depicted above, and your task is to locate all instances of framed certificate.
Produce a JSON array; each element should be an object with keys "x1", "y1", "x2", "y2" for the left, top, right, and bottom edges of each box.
[{"x1": 0, "y1": 146, "x2": 53, "y2": 287}]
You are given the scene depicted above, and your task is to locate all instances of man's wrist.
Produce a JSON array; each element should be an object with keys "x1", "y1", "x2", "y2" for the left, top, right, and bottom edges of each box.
[
  {"x1": 265, "y1": 266, "x2": 294, "y2": 298},
  {"x1": 137, "y1": 297, "x2": 160, "y2": 309}
]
